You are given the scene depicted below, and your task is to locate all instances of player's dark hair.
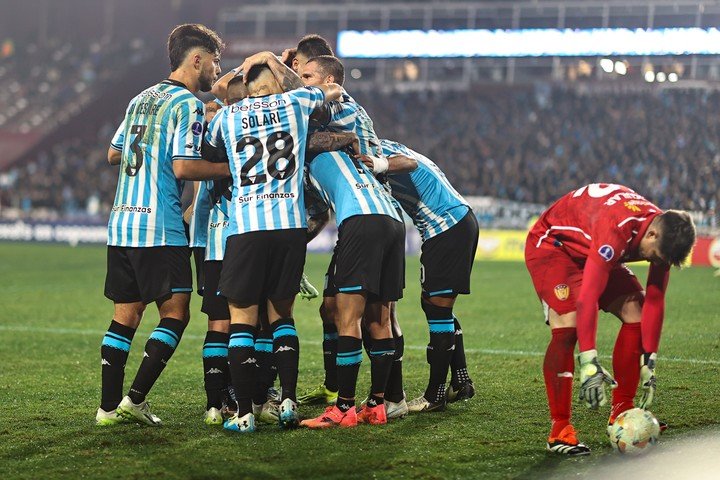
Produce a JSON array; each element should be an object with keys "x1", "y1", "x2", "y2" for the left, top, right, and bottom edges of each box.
[
  {"x1": 167, "y1": 24, "x2": 224, "y2": 71},
  {"x1": 245, "y1": 64, "x2": 273, "y2": 88},
  {"x1": 226, "y1": 75, "x2": 248, "y2": 104},
  {"x1": 296, "y1": 34, "x2": 334, "y2": 58},
  {"x1": 308, "y1": 55, "x2": 345, "y2": 85},
  {"x1": 656, "y1": 210, "x2": 696, "y2": 267}
]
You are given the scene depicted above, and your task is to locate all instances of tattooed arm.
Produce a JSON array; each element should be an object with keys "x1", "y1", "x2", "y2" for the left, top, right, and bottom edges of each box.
[
  {"x1": 306, "y1": 131, "x2": 360, "y2": 156},
  {"x1": 239, "y1": 51, "x2": 304, "y2": 92}
]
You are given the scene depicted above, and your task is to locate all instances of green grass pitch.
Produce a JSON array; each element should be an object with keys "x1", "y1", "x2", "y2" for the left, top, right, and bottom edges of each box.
[{"x1": 1, "y1": 243, "x2": 719, "y2": 479}]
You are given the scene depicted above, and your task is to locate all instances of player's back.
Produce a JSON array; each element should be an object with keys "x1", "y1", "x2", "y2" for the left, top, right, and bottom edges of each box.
[
  {"x1": 529, "y1": 183, "x2": 662, "y2": 263},
  {"x1": 207, "y1": 87, "x2": 325, "y2": 235},
  {"x1": 324, "y1": 91, "x2": 382, "y2": 156},
  {"x1": 381, "y1": 139, "x2": 469, "y2": 240},
  {"x1": 307, "y1": 151, "x2": 401, "y2": 226},
  {"x1": 108, "y1": 80, "x2": 203, "y2": 247}
]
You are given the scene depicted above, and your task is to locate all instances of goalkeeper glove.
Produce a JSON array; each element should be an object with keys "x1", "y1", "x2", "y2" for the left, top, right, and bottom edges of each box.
[
  {"x1": 299, "y1": 273, "x2": 319, "y2": 300},
  {"x1": 578, "y1": 349, "x2": 617, "y2": 409},
  {"x1": 639, "y1": 352, "x2": 657, "y2": 409}
]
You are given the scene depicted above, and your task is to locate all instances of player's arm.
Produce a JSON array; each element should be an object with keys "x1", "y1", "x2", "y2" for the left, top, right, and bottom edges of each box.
[
  {"x1": 174, "y1": 160, "x2": 230, "y2": 181},
  {"x1": 239, "y1": 51, "x2": 305, "y2": 92},
  {"x1": 306, "y1": 131, "x2": 359, "y2": 156},
  {"x1": 210, "y1": 68, "x2": 242, "y2": 102},
  {"x1": 107, "y1": 147, "x2": 121, "y2": 166},
  {"x1": 576, "y1": 257, "x2": 618, "y2": 409},
  {"x1": 360, "y1": 153, "x2": 418, "y2": 174},
  {"x1": 637, "y1": 262, "x2": 670, "y2": 409}
]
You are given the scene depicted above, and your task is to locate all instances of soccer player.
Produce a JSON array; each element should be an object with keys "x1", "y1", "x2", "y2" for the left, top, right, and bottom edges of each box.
[
  {"x1": 525, "y1": 183, "x2": 696, "y2": 455},
  {"x1": 97, "y1": 24, "x2": 228, "y2": 426},
  {"x1": 379, "y1": 139, "x2": 478, "y2": 413},
  {"x1": 282, "y1": 34, "x2": 334, "y2": 74},
  {"x1": 203, "y1": 53, "x2": 342, "y2": 433}
]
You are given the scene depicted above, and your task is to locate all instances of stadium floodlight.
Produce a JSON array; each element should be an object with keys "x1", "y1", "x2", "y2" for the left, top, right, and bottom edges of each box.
[
  {"x1": 656, "y1": 72, "x2": 667, "y2": 82},
  {"x1": 645, "y1": 71, "x2": 656, "y2": 82},
  {"x1": 614, "y1": 61, "x2": 627, "y2": 75},
  {"x1": 600, "y1": 58, "x2": 614, "y2": 73},
  {"x1": 337, "y1": 28, "x2": 720, "y2": 58},
  {"x1": 668, "y1": 72, "x2": 679, "y2": 82}
]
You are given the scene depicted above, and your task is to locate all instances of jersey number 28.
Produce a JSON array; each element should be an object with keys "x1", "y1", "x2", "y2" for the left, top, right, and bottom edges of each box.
[{"x1": 236, "y1": 131, "x2": 296, "y2": 186}]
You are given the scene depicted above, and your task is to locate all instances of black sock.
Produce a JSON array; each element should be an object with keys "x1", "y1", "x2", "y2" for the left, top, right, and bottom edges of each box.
[
  {"x1": 322, "y1": 323, "x2": 338, "y2": 392},
  {"x1": 336, "y1": 336, "x2": 362, "y2": 403},
  {"x1": 128, "y1": 317, "x2": 185, "y2": 404},
  {"x1": 422, "y1": 301, "x2": 455, "y2": 403},
  {"x1": 385, "y1": 334, "x2": 404, "y2": 403},
  {"x1": 361, "y1": 324, "x2": 373, "y2": 357},
  {"x1": 252, "y1": 329, "x2": 274, "y2": 405},
  {"x1": 450, "y1": 316, "x2": 472, "y2": 387},
  {"x1": 367, "y1": 393, "x2": 384, "y2": 407},
  {"x1": 370, "y1": 338, "x2": 395, "y2": 400},
  {"x1": 202, "y1": 330, "x2": 229, "y2": 410},
  {"x1": 337, "y1": 398, "x2": 355, "y2": 413},
  {"x1": 272, "y1": 318, "x2": 300, "y2": 402},
  {"x1": 228, "y1": 323, "x2": 257, "y2": 416},
  {"x1": 100, "y1": 320, "x2": 136, "y2": 411}
]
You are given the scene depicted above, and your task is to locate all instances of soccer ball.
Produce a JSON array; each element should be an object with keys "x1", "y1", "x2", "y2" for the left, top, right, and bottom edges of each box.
[{"x1": 608, "y1": 408, "x2": 661, "y2": 455}]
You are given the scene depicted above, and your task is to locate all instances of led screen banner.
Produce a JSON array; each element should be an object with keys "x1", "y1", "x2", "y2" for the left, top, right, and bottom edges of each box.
[{"x1": 337, "y1": 28, "x2": 720, "y2": 58}]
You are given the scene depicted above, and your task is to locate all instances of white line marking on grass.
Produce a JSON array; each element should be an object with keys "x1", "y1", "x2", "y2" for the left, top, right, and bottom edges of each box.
[{"x1": 1, "y1": 324, "x2": 719, "y2": 366}]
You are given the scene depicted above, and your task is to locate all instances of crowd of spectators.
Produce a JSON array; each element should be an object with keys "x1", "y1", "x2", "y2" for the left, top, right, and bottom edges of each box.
[
  {"x1": 1, "y1": 85, "x2": 719, "y2": 225},
  {"x1": 0, "y1": 38, "x2": 149, "y2": 134},
  {"x1": 357, "y1": 86, "x2": 720, "y2": 215}
]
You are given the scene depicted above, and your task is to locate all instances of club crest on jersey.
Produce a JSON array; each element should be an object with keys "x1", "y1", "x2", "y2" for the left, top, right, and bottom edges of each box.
[
  {"x1": 191, "y1": 121, "x2": 203, "y2": 136},
  {"x1": 598, "y1": 245, "x2": 615, "y2": 262},
  {"x1": 554, "y1": 284, "x2": 570, "y2": 301}
]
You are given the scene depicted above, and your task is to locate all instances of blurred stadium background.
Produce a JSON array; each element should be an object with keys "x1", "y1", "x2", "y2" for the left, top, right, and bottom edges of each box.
[{"x1": 1, "y1": 0, "x2": 719, "y2": 264}]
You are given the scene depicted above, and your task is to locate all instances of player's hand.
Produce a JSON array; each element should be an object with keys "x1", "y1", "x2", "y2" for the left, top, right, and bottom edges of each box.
[
  {"x1": 639, "y1": 352, "x2": 657, "y2": 409},
  {"x1": 358, "y1": 154, "x2": 389, "y2": 174},
  {"x1": 239, "y1": 51, "x2": 276, "y2": 82},
  {"x1": 281, "y1": 48, "x2": 297, "y2": 67},
  {"x1": 299, "y1": 273, "x2": 319, "y2": 300},
  {"x1": 349, "y1": 135, "x2": 361, "y2": 158},
  {"x1": 578, "y1": 349, "x2": 617, "y2": 409}
]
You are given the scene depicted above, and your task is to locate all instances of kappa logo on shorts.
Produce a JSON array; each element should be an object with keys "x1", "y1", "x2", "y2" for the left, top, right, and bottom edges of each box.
[
  {"x1": 554, "y1": 284, "x2": 570, "y2": 301},
  {"x1": 598, "y1": 244, "x2": 615, "y2": 262}
]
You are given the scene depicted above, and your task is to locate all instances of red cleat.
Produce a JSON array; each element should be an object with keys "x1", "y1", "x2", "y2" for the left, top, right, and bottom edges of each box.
[
  {"x1": 357, "y1": 403, "x2": 387, "y2": 425},
  {"x1": 300, "y1": 405, "x2": 358, "y2": 429}
]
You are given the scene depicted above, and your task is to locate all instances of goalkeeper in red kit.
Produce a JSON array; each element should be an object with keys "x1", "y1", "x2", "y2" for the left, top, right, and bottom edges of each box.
[{"x1": 525, "y1": 183, "x2": 696, "y2": 455}]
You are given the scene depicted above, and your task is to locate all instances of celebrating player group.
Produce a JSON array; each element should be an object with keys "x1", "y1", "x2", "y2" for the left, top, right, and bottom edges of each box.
[{"x1": 96, "y1": 23, "x2": 696, "y2": 455}]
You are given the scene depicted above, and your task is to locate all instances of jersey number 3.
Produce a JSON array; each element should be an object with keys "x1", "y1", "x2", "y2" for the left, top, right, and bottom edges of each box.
[
  {"x1": 236, "y1": 131, "x2": 296, "y2": 186},
  {"x1": 126, "y1": 124, "x2": 147, "y2": 177}
]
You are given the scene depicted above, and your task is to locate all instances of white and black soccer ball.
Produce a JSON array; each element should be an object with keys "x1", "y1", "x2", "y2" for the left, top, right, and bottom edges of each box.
[{"x1": 608, "y1": 408, "x2": 661, "y2": 455}]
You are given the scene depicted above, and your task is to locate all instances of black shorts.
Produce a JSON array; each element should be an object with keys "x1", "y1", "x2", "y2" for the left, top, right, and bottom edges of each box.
[
  {"x1": 219, "y1": 229, "x2": 307, "y2": 305},
  {"x1": 323, "y1": 214, "x2": 405, "y2": 302},
  {"x1": 192, "y1": 247, "x2": 206, "y2": 295},
  {"x1": 420, "y1": 210, "x2": 479, "y2": 297},
  {"x1": 104, "y1": 245, "x2": 193, "y2": 305},
  {"x1": 201, "y1": 260, "x2": 230, "y2": 320}
]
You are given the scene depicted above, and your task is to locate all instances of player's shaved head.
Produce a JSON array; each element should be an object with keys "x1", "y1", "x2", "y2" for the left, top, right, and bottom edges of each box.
[
  {"x1": 167, "y1": 24, "x2": 224, "y2": 72},
  {"x1": 226, "y1": 75, "x2": 248, "y2": 104},
  {"x1": 245, "y1": 64, "x2": 282, "y2": 96},
  {"x1": 655, "y1": 210, "x2": 696, "y2": 267},
  {"x1": 306, "y1": 55, "x2": 345, "y2": 85}
]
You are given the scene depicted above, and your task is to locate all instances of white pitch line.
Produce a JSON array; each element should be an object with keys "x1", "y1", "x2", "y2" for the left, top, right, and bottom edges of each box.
[{"x1": 1, "y1": 324, "x2": 719, "y2": 366}]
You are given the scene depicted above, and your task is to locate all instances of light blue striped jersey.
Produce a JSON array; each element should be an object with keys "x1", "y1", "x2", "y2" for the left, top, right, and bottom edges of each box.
[
  {"x1": 323, "y1": 90, "x2": 382, "y2": 156},
  {"x1": 189, "y1": 182, "x2": 212, "y2": 248},
  {"x1": 306, "y1": 151, "x2": 402, "y2": 227},
  {"x1": 205, "y1": 177, "x2": 232, "y2": 261},
  {"x1": 108, "y1": 79, "x2": 204, "y2": 247},
  {"x1": 381, "y1": 139, "x2": 470, "y2": 241},
  {"x1": 204, "y1": 87, "x2": 325, "y2": 236}
]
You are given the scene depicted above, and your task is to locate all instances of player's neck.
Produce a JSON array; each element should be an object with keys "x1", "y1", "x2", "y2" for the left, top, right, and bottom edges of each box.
[{"x1": 167, "y1": 68, "x2": 199, "y2": 93}]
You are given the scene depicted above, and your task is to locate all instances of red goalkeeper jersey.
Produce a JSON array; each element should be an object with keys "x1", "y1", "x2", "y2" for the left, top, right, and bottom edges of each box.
[{"x1": 528, "y1": 183, "x2": 670, "y2": 353}]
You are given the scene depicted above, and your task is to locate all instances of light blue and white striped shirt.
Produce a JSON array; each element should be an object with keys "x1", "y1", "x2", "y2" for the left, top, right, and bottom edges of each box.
[
  {"x1": 189, "y1": 181, "x2": 212, "y2": 249},
  {"x1": 108, "y1": 79, "x2": 204, "y2": 247},
  {"x1": 204, "y1": 87, "x2": 325, "y2": 236},
  {"x1": 324, "y1": 91, "x2": 382, "y2": 157},
  {"x1": 205, "y1": 177, "x2": 232, "y2": 261},
  {"x1": 307, "y1": 151, "x2": 401, "y2": 227},
  {"x1": 381, "y1": 139, "x2": 469, "y2": 241}
]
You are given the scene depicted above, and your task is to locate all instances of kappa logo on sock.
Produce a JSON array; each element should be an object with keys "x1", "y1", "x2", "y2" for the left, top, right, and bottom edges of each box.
[
  {"x1": 275, "y1": 346, "x2": 296, "y2": 353},
  {"x1": 241, "y1": 357, "x2": 257, "y2": 365},
  {"x1": 206, "y1": 368, "x2": 223, "y2": 374},
  {"x1": 368, "y1": 399, "x2": 377, "y2": 407},
  {"x1": 339, "y1": 403, "x2": 351, "y2": 411},
  {"x1": 101, "y1": 358, "x2": 111, "y2": 366},
  {"x1": 143, "y1": 351, "x2": 150, "y2": 358},
  {"x1": 455, "y1": 329, "x2": 463, "y2": 335}
]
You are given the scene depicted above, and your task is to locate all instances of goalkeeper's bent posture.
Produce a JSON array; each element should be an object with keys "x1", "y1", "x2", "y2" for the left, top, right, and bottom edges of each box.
[{"x1": 524, "y1": 183, "x2": 695, "y2": 455}]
